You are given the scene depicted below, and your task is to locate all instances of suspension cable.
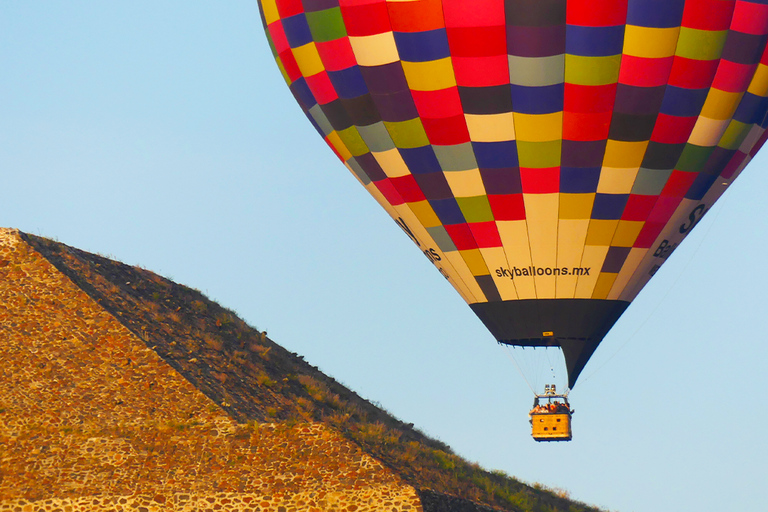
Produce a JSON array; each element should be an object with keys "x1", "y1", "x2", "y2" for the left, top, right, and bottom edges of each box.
[{"x1": 501, "y1": 344, "x2": 537, "y2": 395}]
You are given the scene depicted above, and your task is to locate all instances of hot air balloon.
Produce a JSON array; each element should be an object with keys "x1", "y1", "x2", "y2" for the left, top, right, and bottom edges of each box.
[{"x1": 257, "y1": 0, "x2": 768, "y2": 440}]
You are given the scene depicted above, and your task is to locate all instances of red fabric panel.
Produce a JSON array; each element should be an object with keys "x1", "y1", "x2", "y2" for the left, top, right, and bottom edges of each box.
[
  {"x1": 374, "y1": 178, "x2": 405, "y2": 206},
  {"x1": 421, "y1": 115, "x2": 471, "y2": 145},
  {"x1": 730, "y1": 1, "x2": 768, "y2": 35},
  {"x1": 442, "y1": 0, "x2": 505, "y2": 27},
  {"x1": 390, "y1": 175, "x2": 426, "y2": 202},
  {"x1": 712, "y1": 61, "x2": 757, "y2": 92},
  {"x1": 305, "y1": 72, "x2": 338, "y2": 105},
  {"x1": 668, "y1": 57, "x2": 719, "y2": 89},
  {"x1": 412, "y1": 88, "x2": 464, "y2": 118},
  {"x1": 340, "y1": 2, "x2": 391, "y2": 36},
  {"x1": 452, "y1": 56, "x2": 510, "y2": 87},
  {"x1": 469, "y1": 221, "x2": 503, "y2": 248},
  {"x1": 619, "y1": 56, "x2": 674, "y2": 88},
  {"x1": 316, "y1": 38, "x2": 357, "y2": 71},
  {"x1": 521, "y1": 167, "x2": 560, "y2": 194},
  {"x1": 446, "y1": 26, "x2": 507, "y2": 57},
  {"x1": 566, "y1": 0, "x2": 627, "y2": 26},
  {"x1": 388, "y1": 0, "x2": 445, "y2": 32},
  {"x1": 682, "y1": 0, "x2": 734, "y2": 30},
  {"x1": 622, "y1": 194, "x2": 657, "y2": 221},
  {"x1": 489, "y1": 194, "x2": 526, "y2": 221},
  {"x1": 445, "y1": 223, "x2": 479, "y2": 250},
  {"x1": 563, "y1": 111, "x2": 612, "y2": 141},
  {"x1": 660, "y1": 170, "x2": 697, "y2": 197},
  {"x1": 651, "y1": 114, "x2": 698, "y2": 144}
]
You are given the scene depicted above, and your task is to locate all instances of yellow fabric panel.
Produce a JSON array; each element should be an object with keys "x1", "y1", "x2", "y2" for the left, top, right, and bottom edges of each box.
[
  {"x1": 465, "y1": 112, "x2": 516, "y2": 142},
  {"x1": 497, "y1": 220, "x2": 536, "y2": 299},
  {"x1": 556, "y1": 218, "x2": 589, "y2": 299},
  {"x1": 623, "y1": 25, "x2": 680, "y2": 58},
  {"x1": 585, "y1": 219, "x2": 619, "y2": 246},
  {"x1": 443, "y1": 251, "x2": 485, "y2": 302},
  {"x1": 603, "y1": 140, "x2": 648, "y2": 168},
  {"x1": 597, "y1": 167, "x2": 639, "y2": 194},
  {"x1": 408, "y1": 200, "x2": 442, "y2": 228},
  {"x1": 612, "y1": 220, "x2": 644, "y2": 247},
  {"x1": 373, "y1": 148, "x2": 411, "y2": 177},
  {"x1": 460, "y1": 248, "x2": 490, "y2": 276},
  {"x1": 325, "y1": 131, "x2": 352, "y2": 161},
  {"x1": 444, "y1": 169, "x2": 486, "y2": 197},
  {"x1": 559, "y1": 193, "x2": 595, "y2": 219},
  {"x1": 401, "y1": 58, "x2": 456, "y2": 91},
  {"x1": 591, "y1": 273, "x2": 618, "y2": 300},
  {"x1": 688, "y1": 116, "x2": 730, "y2": 147},
  {"x1": 260, "y1": 0, "x2": 280, "y2": 25},
  {"x1": 700, "y1": 89, "x2": 743, "y2": 120},
  {"x1": 607, "y1": 247, "x2": 647, "y2": 300},
  {"x1": 524, "y1": 193, "x2": 559, "y2": 298},
  {"x1": 748, "y1": 63, "x2": 768, "y2": 96},
  {"x1": 513, "y1": 112, "x2": 563, "y2": 142},
  {"x1": 574, "y1": 245, "x2": 609, "y2": 298},
  {"x1": 481, "y1": 246, "x2": 519, "y2": 301},
  {"x1": 292, "y1": 43, "x2": 325, "y2": 77},
  {"x1": 348, "y1": 32, "x2": 400, "y2": 66}
]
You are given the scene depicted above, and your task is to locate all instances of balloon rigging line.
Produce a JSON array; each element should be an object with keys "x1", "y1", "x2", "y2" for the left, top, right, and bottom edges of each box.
[
  {"x1": 502, "y1": 345, "x2": 536, "y2": 395},
  {"x1": 580, "y1": 187, "x2": 732, "y2": 386}
]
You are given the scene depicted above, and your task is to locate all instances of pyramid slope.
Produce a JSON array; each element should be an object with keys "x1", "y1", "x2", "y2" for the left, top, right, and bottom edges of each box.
[{"x1": 1, "y1": 229, "x2": 603, "y2": 512}]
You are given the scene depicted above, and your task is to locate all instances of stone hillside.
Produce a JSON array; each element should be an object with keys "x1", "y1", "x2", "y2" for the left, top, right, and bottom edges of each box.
[{"x1": 0, "y1": 228, "x2": 604, "y2": 512}]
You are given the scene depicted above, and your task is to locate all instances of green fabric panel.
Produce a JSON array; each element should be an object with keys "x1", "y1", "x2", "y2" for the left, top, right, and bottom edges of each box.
[
  {"x1": 337, "y1": 126, "x2": 369, "y2": 157},
  {"x1": 676, "y1": 28, "x2": 728, "y2": 61},
  {"x1": 719, "y1": 121, "x2": 751, "y2": 150},
  {"x1": 676, "y1": 144, "x2": 715, "y2": 173},
  {"x1": 564, "y1": 55, "x2": 621, "y2": 86},
  {"x1": 632, "y1": 168, "x2": 673, "y2": 195},
  {"x1": 434, "y1": 142, "x2": 478, "y2": 172},
  {"x1": 508, "y1": 54, "x2": 565, "y2": 87},
  {"x1": 427, "y1": 225, "x2": 458, "y2": 252},
  {"x1": 516, "y1": 140, "x2": 562, "y2": 168},
  {"x1": 456, "y1": 196, "x2": 494, "y2": 223},
  {"x1": 305, "y1": 8, "x2": 346, "y2": 43},
  {"x1": 358, "y1": 122, "x2": 395, "y2": 152},
  {"x1": 384, "y1": 119, "x2": 430, "y2": 148}
]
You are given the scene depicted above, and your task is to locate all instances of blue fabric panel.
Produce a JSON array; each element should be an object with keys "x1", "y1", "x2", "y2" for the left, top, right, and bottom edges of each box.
[
  {"x1": 685, "y1": 173, "x2": 717, "y2": 200},
  {"x1": 510, "y1": 84, "x2": 564, "y2": 114},
  {"x1": 394, "y1": 29, "x2": 451, "y2": 62},
  {"x1": 626, "y1": 0, "x2": 685, "y2": 28},
  {"x1": 290, "y1": 77, "x2": 316, "y2": 111},
  {"x1": 472, "y1": 140, "x2": 520, "y2": 169},
  {"x1": 400, "y1": 146, "x2": 443, "y2": 174},
  {"x1": 282, "y1": 14, "x2": 314, "y2": 48},
  {"x1": 659, "y1": 86, "x2": 709, "y2": 117},
  {"x1": 430, "y1": 198, "x2": 466, "y2": 225},
  {"x1": 591, "y1": 193, "x2": 629, "y2": 219},
  {"x1": 560, "y1": 166, "x2": 601, "y2": 193},
  {"x1": 733, "y1": 92, "x2": 768, "y2": 125},
  {"x1": 328, "y1": 67, "x2": 369, "y2": 99},
  {"x1": 565, "y1": 25, "x2": 625, "y2": 57}
]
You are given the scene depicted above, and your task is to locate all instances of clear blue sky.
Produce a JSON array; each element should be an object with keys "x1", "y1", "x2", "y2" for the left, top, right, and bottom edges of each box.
[{"x1": 2, "y1": 3, "x2": 767, "y2": 511}]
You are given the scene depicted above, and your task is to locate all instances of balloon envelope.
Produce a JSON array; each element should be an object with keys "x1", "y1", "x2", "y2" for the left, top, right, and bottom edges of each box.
[{"x1": 258, "y1": 0, "x2": 768, "y2": 387}]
